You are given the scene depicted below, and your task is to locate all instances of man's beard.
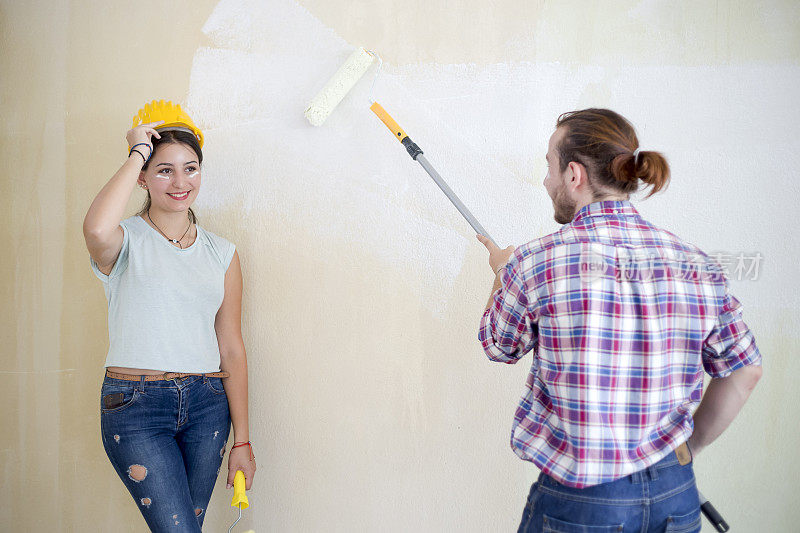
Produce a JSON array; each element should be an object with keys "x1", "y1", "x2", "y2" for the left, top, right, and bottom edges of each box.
[{"x1": 552, "y1": 182, "x2": 577, "y2": 224}]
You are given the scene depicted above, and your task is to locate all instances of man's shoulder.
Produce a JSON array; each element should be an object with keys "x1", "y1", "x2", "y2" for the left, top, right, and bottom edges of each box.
[
  {"x1": 509, "y1": 226, "x2": 576, "y2": 282},
  {"x1": 515, "y1": 224, "x2": 582, "y2": 259},
  {"x1": 641, "y1": 221, "x2": 716, "y2": 261},
  {"x1": 514, "y1": 217, "x2": 719, "y2": 270}
]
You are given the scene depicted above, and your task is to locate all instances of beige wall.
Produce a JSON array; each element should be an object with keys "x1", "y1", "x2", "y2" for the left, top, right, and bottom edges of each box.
[
  {"x1": 2, "y1": 1, "x2": 798, "y2": 531},
  {"x1": 1, "y1": 1, "x2": 218, "y2": 530}
]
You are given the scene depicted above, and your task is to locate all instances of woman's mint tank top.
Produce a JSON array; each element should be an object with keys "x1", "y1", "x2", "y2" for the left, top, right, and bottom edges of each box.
[{"x1": 90, "y1": 215, "x2": 235, "y2": 372}]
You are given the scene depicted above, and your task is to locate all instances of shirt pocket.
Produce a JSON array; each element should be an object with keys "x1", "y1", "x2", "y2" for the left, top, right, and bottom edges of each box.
[
  {"x1": 542, "y1": 514, "x2": 623, "y2": 532},
  {"x1": 664, "y1": 508, "x2": 702, "y2": 533}
]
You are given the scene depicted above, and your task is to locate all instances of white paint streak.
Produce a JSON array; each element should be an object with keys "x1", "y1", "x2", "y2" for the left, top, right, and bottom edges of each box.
[
  {"x1": 188, "y1": 0, "x2": 800, "y2": 317},
  {"x1": 187, "y1": 0, "x2": 531, "y2": 315}
]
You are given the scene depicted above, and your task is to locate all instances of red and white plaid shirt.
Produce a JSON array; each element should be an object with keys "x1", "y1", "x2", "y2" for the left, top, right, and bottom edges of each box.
[{"x1": 479, "y1": 200, "x2": 762, "y2": 488}]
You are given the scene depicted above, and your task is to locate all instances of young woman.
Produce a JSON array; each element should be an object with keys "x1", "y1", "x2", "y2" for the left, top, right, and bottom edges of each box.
[{"x1": 84, "y1": 101, "x2": 256, "y2": 531}]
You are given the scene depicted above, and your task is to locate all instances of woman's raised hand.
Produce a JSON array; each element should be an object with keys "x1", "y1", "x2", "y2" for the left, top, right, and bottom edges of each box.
[{"x1": 126, "y1": 120, "x2": 164, "y2": 158}]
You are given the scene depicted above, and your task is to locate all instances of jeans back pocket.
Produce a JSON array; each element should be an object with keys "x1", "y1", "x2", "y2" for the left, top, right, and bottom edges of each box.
[
  {"x1": 543, "y1": 514, "x2": 624, "y2": 532},
  {"x1": 664, "y1": 508, "x2": 701, "y2": 533}
]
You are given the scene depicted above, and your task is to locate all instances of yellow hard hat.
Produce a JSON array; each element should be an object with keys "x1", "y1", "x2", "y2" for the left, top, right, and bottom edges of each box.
[{"x1": 131, "y1": 99, "x2": 204, "y2": 149}]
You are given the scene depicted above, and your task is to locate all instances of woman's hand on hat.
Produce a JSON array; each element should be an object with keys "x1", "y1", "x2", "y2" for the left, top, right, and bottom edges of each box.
[{"x1": 126, "y1": 120, "x2": 164, "y2": 155}]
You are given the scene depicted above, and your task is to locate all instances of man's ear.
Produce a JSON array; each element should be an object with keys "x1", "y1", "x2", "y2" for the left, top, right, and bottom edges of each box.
[{"x1": 566, "y1": 161, "x2": 588, "y2": 191}]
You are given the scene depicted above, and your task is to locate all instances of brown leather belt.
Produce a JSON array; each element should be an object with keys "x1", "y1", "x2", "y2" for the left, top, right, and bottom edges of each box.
[
  {"x1": 675, "y1": 441, "x2": 693, "y2": 466},
  {"x1": 105, "y1": 369, "x2": 230, "y2": 381}
]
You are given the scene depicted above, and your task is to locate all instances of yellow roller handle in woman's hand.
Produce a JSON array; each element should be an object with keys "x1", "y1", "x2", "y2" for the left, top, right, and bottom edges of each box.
[
  {"x1": 228, "y1": 471, "x2": 251, "y2": 533},
  {"x1": 231, "y1": 470, "x2": 249, "y2": 509}
]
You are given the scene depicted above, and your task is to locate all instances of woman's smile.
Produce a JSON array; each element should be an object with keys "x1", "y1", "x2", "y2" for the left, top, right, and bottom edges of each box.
[{"x1": 167, "y1": 191, "x2": 190, "y2": 201}]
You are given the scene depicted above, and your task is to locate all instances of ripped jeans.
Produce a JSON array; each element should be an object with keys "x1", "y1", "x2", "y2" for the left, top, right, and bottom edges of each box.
[
  {"x1": 100, "y1": 374, "x2": 231, "y2": 532},
  {"x1": 518, "y1": 448, "x2": 701, "y2": 533}
]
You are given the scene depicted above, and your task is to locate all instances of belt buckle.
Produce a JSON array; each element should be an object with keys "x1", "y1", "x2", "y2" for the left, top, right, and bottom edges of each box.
[{"x1": 162, "y1": 372, "x2": 183, "y2": 383}]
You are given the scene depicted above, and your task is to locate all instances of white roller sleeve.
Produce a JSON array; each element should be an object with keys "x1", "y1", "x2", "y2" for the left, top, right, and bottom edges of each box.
[{"x1": 304, "y1": 47, "x2": 375, "y2": 126}]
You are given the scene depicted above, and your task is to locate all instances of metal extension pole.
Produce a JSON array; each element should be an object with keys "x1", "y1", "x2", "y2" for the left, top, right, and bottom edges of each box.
[
  {"x1": 370, "y1": 102, "x2": 498, "y2": 248},
  {"x1": 415, "y1": 154, "x2": 497, "y2": 247}
]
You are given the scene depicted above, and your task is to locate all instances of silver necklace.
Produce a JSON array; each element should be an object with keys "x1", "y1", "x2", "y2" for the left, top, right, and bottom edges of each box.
[{"x1": 147, "y1": 210, "x2": 192, "y2": 248}]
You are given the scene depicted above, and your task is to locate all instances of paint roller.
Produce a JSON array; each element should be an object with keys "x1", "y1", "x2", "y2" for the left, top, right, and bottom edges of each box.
[
  {"x1": 228, "y1": 470, "x2": 254, "y2": 533},
  {"x1": 304, "y1": 47, "x2": 499, "y2": 248}
]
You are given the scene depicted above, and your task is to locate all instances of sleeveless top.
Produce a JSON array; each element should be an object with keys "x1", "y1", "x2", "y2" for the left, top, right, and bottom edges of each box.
[{"x1": 90, "y1": 215, "x2": 236, "y2": 372}]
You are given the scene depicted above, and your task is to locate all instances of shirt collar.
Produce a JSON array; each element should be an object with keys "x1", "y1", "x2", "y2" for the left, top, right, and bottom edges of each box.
[{"x1": 572, "y1": 199, "x2": 640, "y2": 223}]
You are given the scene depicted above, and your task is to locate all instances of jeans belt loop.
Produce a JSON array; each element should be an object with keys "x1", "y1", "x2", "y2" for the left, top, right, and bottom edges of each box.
[{"x1": 138, "y1": 374, "x2": 146, "y2": 392}]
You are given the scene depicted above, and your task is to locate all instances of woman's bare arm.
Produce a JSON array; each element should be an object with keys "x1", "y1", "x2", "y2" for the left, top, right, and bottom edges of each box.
[
  {"x1": 83, "y1": 122, "x2": 161, "y2": 274},
  {"x1": 215, "y1": 251, "x2": 255, "y2": 489}
]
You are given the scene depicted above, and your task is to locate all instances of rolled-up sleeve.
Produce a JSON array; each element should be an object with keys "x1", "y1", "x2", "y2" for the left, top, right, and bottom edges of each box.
[
  {"x1": 702, "y1": 283, "x2": 762, "y2": 379},
  {"x1": 478, "y1": 260, "x2": 538, "y2": 363}
]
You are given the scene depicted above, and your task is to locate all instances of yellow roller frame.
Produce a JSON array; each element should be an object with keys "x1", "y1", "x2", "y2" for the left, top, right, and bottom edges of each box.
[{"x1": 370, "y1": 102, "x2": 408, "y2": 143}]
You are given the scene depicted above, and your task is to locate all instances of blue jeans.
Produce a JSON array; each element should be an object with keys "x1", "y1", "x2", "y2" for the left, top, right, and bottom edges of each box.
[
  {"x1": 518, "y1": 449, "x2": 701, "y2": 533},
  {"x1": 100, "y1": 375, "x2": 231, "y2": 532}
]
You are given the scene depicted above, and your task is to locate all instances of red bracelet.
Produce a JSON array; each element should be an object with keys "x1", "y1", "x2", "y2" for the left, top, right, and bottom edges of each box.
[{"x1": 231, "y1": 441, "x2": 255, "y2": 460}]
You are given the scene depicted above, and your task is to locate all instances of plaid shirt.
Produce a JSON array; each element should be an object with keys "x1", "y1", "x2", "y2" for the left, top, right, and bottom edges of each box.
[{"x1": 479, "y1": 200, "x2": 762, "y2": 488}]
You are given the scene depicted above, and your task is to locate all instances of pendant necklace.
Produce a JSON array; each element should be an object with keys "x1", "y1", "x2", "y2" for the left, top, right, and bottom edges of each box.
[{"x1": 147, "y1": 210, "x2": 192, "y2": 249}]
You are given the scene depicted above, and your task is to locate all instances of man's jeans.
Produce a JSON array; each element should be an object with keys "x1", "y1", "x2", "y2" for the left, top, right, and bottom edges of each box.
[{"x1": 518, "y1": 449, "x2": 701, "y2": 533}]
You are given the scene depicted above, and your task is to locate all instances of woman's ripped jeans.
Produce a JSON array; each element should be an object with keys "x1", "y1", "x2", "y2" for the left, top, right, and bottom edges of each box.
[{"x1": 100, "y1": 374, "x2": 231, "y2": 532}]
